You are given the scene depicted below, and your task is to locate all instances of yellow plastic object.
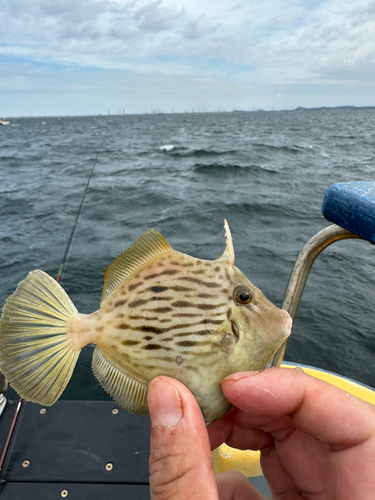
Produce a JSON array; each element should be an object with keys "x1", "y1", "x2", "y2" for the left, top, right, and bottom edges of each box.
[
  {"x1": 212, "y1": 444, "x2": 262, "y2": 477},
  {"x1": 282, "y1": 363, "x2": 375, "y2": 405},
  {"x1": 211, "y1": 363, "x2": 375, "y2": 477}
]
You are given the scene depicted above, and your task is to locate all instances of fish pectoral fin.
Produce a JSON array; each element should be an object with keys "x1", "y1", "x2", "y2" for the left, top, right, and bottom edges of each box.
[
  {"x1": 100, "y1": 229, "x2": 173, "y2": 305},
  {"x1": 92, "y1": 348, "x2": 148, "y2": 414},
  {"x1": 207, "y1": 329, "x2": 224, "y2": 345}
]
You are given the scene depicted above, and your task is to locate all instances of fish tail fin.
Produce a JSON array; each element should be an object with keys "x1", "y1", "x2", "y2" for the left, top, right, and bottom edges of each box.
[{"x1": 0, "y1": 270, "x2": 80, "y2": 405}]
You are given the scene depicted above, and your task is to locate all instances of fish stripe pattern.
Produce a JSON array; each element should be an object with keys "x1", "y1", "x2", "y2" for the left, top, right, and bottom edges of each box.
[{"x1": 0, "y1": 220, "x2": 292, "y2": 423}]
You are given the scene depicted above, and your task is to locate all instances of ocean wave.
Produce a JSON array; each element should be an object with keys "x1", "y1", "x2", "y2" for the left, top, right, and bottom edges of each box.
[
  {"x1": 192, "y1": 163, "x2": 279, "y2": 175},
  {"x1": 2, "y1": 111, "x2": 375, "y2": 395},
  {"x1": 223, "y1": 201, "x2": 307, "y2": 220},
  {"x1": 251, "y1": 142, "x2": 304, "y2": 154},
  {"x1": 159, "y1": 144, "x2": 175, "y2": 152},
  {"x1": 0, "y1": 185, "x2": 21, "y2": 194},
  {"x1": 0, "y1": 196, "x2": 32, "y2": 216},
  {"x1": 168, "y1": 148, "x2": 237, "y2": 157}
]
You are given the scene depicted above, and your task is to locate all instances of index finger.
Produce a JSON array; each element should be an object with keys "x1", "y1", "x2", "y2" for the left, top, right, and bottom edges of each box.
[{"x1": 220, "y1": 368, "x2": 375, "y2": 449}]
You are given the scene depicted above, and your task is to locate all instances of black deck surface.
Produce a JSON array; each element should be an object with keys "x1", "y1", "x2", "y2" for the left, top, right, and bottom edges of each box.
[
  {"x1": 0, "y1": 399, "x2": 270, "y2": 499},
  {"x1": 0, "y1": 400, "x2": 151, "y2": 499}
]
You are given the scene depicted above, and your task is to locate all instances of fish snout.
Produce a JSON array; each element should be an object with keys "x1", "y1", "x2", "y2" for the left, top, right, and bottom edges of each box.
[{"x1": 280, "y1": 309, "x2": 293, "y2": 338}]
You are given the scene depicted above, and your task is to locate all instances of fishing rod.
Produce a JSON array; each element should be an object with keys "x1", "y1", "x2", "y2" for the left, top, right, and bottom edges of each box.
[
  {"x1": 56, "y1": 137, "x2": 106, "y2": 283},
  {"x1": 0, "y1": 137, "x2": 106, "y2": 477}
]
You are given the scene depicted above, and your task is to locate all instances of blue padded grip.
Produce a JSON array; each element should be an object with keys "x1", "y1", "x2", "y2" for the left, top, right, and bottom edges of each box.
[{"x1": 322, "y1": 182, "x2": 375, "y2": 243}]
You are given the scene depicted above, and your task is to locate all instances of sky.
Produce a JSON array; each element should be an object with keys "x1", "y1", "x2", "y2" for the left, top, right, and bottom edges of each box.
[{"x1": 1, "y1": 0, "x2": 375, "y2": 117}]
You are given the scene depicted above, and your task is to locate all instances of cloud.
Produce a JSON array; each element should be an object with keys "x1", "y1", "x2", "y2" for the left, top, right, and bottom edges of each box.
[
  {"x1": 0, "y1": 0, "x2": 374, "y2": 115},
  {"x1": 1, "y1": 0, "x2": 374, "y2": 78}
]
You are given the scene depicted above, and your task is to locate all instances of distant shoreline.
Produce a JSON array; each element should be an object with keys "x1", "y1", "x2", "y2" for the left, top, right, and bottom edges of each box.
[
  {"x1": 2, "y1": 106, "x2": 375, "y2": 120},
  {"x1": 232, "y1": 106, "x2": 375, "y2": 113}
]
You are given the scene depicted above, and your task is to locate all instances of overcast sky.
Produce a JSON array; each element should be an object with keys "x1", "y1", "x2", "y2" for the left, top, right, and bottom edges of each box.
[{"x1": 1, "y1": 0, "x2": 375, "y2": 117}]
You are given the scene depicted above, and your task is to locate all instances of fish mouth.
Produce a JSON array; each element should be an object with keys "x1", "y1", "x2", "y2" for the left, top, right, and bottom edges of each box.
[{"x1": 231, "y1": 320, "x2": 240, "y2": 341}]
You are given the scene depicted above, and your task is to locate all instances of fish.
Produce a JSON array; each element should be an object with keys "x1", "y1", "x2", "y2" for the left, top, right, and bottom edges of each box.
[{"x1": 0, "y1": 221, "x2": 292, "y2": 423}]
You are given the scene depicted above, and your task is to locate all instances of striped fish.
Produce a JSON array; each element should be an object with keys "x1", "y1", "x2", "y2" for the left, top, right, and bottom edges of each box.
[{"x1": 0, "y1": 221, "x2": 292, "y2": 423}]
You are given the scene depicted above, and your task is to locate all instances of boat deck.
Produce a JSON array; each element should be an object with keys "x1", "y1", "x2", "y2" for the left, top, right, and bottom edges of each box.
[
  {"x1": 0, "y1": 400, "x2": 151, "y2": 499},
  {"x1": 0, "y1": 398, "x2": 271, "y2": 499}
]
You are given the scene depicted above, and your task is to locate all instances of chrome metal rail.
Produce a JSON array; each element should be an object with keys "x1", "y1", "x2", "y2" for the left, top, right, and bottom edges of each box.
[{"x1": 269, "y1": 224, "x2": 364, "y2": 368}]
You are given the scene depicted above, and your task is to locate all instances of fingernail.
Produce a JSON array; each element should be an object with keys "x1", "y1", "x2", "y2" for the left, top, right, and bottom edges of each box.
[{"x1": 149, "y1": 377, "x2": 183, "y2": 429}]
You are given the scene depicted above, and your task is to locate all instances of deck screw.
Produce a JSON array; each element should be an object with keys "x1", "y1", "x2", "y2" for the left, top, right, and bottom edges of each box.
[
  {"x1": 40, "y1": 408, "x2": 47, "y2": 414},
  {"x1": 105, "y1": 462, "x2": 113, "y2": 471},
  {"x1": 22, "y1": 460, "x2": 30, "y2": 468},
  {"x1": 61, "y1": 490, "x2": 69, "y2": 497},
  {"x1": 112, "y1": 408, "x2": 119, "y2": 415}
]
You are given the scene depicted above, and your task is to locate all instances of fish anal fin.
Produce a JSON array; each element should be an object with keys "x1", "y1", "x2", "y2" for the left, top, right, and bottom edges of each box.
[
  {"x1": 100, "y1": 229, "x2": 173, "y2": 305},
  {"x1": 92, "y1": 348, "x2": 148, "y2": 414}
]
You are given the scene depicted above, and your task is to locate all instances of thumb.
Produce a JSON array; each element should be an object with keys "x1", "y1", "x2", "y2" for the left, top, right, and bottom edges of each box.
[{"x1": 148, "y1": 376, "x2": 219, "y2": 500}]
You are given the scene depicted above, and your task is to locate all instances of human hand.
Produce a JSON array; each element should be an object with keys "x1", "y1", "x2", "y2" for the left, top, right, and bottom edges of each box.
[
  {"x1": 210, "y1": 368, "x2": 375, "y2": 499},
  {"x1": 147, "y1": 375, "x2": 263, "y2": 500},
  {"x1": 147, "y1": 368, "x2": 375, "y2": 500}
]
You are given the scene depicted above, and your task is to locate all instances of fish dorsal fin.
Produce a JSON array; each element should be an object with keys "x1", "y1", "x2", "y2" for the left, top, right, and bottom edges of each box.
[
  {"x1": 215, "y1": 219, "x2": 235, "y2": 265},
  {"x1": 92, "y1": 347, "x2": 148, "y2": 414},
  {"x1": 101, "y1": 229, "x2": 173, "y2": 305}
]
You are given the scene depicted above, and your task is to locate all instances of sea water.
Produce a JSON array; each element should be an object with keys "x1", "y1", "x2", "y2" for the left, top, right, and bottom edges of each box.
[{"x1": 1, "y1": 109, "x2": 374, "y2": 400}]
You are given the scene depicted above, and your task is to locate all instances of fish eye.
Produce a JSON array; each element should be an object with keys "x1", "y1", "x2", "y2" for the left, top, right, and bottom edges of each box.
[{"x1": 233, "y1": 286, "x2": 252, "y2": 305}]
